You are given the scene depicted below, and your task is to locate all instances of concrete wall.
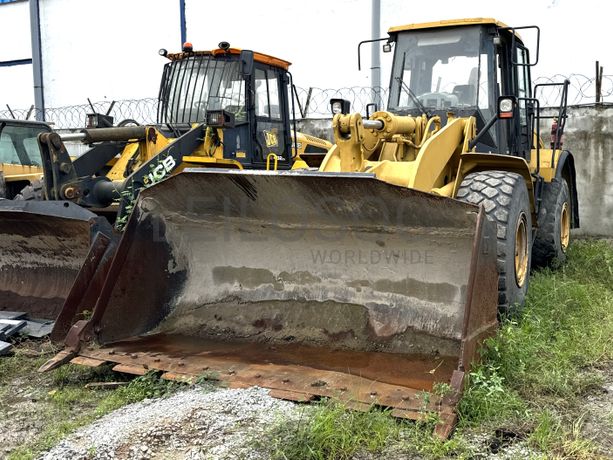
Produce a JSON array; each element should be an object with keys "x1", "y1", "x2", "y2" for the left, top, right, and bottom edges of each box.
[
  {"x1": 298, "y1": 105, "x2": 613, "y2": 237},
  {"x1": 549, "y1": 106, "x2": 613, "y2": 237}
]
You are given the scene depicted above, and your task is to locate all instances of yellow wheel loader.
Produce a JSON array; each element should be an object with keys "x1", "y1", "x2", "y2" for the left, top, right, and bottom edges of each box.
[
  {"x1": 0, "y1": 43, "x2": 330, "y2": 321},
  {"x1": 42, "y1": 19, "x2": 577, "y2": 437}
]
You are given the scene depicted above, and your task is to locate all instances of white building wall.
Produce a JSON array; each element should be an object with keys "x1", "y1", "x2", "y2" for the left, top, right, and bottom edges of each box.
[
  {"x1": 39, "y1": 0, "x2": 179, "y2": 107},
  {"x1": 0, "y1": 0, "x2": 611, "y2": 111},
  {"x1": 0, "y1": 0, "x2": 34, "y2": 108}
]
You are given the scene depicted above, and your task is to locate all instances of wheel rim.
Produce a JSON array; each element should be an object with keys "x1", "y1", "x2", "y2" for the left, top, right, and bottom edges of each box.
[
  {"x1": 514, "y1": 212, "x2": 529, "y2": 288},
  {"x1": 560, "y1": 202, "x2": 570, "y2": 252}
]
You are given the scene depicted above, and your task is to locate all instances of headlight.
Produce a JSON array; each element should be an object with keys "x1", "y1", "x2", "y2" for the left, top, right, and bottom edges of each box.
[
  {"x1": 206, "y1": 110, "x2": 235, "y2": 128},
  {"x1": 329, "y1": 98, "x2": 350, "y2": 115},
  {"x1": 497, "y1": 96, "x2": 516, "y2": 119}
]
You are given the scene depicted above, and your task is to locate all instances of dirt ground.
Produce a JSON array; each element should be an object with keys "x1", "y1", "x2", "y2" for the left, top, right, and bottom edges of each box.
[{"x1": 1, "y1": 339, "x2": 611, "y2": 459}]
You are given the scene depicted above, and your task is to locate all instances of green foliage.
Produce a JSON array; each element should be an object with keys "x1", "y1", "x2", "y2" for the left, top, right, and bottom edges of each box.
[
  {"x1": 265, "y1": 400, "x2": 399, "y2": 460},
  {"x1": 95, "y1": 371, "x2": 180, "y2": 415},
  {"x1": 528, "y1": 411, "x2": 596, "y2": 459},
  {"x1": 51, "y1": 363, "x2": 117, "y2": 387},
  {"x1": 458, "y1": 240, "x2": 613, "y2": 455},
  {"x1": 264, "y1": 399, "x2": 472, "y2": 460}
]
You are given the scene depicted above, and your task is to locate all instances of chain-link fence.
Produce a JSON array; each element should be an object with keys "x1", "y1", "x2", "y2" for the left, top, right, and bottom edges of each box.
[{"x1": 1, "y1": 76, "x2": 611, "y2": 129}]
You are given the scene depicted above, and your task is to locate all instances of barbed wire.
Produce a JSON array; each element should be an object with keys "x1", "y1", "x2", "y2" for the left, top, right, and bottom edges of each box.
[
  {"x1": 1, "y1": 76, "x2": 610, "y2": 129},
  {"x1": 533, "y1": 73, "x2": 613, "y2": 106}
]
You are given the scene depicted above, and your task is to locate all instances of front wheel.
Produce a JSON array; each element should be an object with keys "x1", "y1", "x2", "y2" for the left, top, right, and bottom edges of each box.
[{"x1": 457, "y1": 171, "x2": 533, "y2": 315}]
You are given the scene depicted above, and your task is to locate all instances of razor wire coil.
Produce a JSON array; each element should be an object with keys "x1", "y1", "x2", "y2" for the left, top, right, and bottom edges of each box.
[{"x1": 1, "y1": 74, "x2": 611, "y2": 129}]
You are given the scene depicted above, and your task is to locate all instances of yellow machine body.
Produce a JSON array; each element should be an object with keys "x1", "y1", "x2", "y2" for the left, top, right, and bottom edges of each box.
[{"x1": 40, "y1": 19, "x2": 577, "y2": 438}]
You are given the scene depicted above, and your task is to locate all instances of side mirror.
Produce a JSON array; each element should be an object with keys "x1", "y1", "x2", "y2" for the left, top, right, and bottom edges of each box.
[
  {"x1": 366, "y1": 103, "x2": 378, "y2": 119},
  {"x1": 240, "y1": 50, "x2": 254, "y2": 77},
  {"x1": 507, "y1": 25, "x2": 540, "y2": 66},
  {"x1": 330, "y1": 98, "x2": 351, "y2": 115},
  {"x1": 498, "y1": 95, "x2": 517, "y2": 119},
  {"x1": 382, "y1": 42, "x2": 392, "y2": 53}
]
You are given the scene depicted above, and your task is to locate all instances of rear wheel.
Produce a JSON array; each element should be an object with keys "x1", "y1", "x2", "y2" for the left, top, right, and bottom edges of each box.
[
  {"x1": 532, "y1": 179, "x2": 571, "y2": 268},
  {"x1": 457, "y1": 171, "x2": 532, "y2": 315}
]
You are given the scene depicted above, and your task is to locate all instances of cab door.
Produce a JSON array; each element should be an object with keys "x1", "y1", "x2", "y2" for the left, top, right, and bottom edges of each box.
[
  {"x1": 252, "y1": 66, "x2": 292, "y2": 169},
  {"x1": 514, "y1": 45, "x2": 533, "y2": 159}
]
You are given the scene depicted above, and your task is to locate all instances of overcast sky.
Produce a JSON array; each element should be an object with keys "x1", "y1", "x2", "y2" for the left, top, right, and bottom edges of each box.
[{"x1": 0, "y1": 0, "x2": 608, "y2": 109}]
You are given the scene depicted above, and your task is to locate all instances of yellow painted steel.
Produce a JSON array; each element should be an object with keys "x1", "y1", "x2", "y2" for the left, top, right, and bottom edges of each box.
[
  {"x1": 389, "y1": 17, "x2": 510, "y2": 34},
  {"x1": 528, "y1": 147, "x2": 562, "y2": 182},
  {"x1": 0, "y1": 163, "x2": 43, "y2": 182},
  {"x1": 166, "y1": 48, "x2": 291, "y2": 71},
  {"x1": 266, "y1": 153, "x2": 279, "y2": 171},
  {"x1": 321, "y1": 111, "x2": 475, "y2": 193}
]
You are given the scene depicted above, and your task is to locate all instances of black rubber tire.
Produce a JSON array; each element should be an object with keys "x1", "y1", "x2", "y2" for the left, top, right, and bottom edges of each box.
[
  {"x1": 117, "y1": 118, "x2": 141, "y2": 127},
  {"x1": 532, "y1": 179, "x2": 571, "y2": 268},
  {"x1": 457, "y1": 171, "x2": 533, "y2": 315},
  {"x1": 14, "y1": 179, "x2": 45, "y2": 201},
  {"x1": 0, "y1": 172, "x2": 6, "y2": 198}
]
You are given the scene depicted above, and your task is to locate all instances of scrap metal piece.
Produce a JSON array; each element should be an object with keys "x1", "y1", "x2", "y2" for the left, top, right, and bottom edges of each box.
[
  {"x1": 0, "y1": 319, "x2": 27, "y2": 340},
  {"x1": 0, "y1": 340, "x2": 12, "y2": 356},
  {"x1": 0, "y1": 312, "x2": 27, "y2": 320},
  {"x1": 21, "y1": 319, "x2": 55, "y2": 338}
]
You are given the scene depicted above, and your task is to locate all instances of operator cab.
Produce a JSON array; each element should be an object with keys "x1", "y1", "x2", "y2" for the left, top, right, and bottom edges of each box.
[
  {"x1": 157, "y1": 44, "x2": 294, "y2": 169},
  {"x1": 387, "y1": 19, "x2": 536, "y2": 159},
  {"x1": 0, "y1": 119, "x2": 50, "y2": 167}
]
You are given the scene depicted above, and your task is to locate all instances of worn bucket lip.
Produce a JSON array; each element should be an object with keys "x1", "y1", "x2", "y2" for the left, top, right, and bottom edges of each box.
[
  {"x1": 54, "y1": 332, "x2": 464, "y2": 435},
  {"x1": 0, "y1": 200, "x2": 99, "y2": 221}
]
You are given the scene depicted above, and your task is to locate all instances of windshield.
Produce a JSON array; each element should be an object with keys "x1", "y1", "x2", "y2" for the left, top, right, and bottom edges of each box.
[
  {"x1": 388, "y1": 26, "x2": 488, "y2": 112},
  {"x1": 158, "y1": 56, "x2": 246, "y2": 125},
  {"x1": 0, "y1": 123, "x2": 47, "y2": 166}
]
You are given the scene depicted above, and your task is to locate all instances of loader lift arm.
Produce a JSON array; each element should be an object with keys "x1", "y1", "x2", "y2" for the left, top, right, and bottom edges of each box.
[{"x1": 36, "y1": 124, "x2": 207, "y2": 228}]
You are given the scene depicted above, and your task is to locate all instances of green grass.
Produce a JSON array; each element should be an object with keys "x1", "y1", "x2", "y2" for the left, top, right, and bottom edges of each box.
[
  {"x1": 264, "y1": 401, "x2": 399, "y2": 460},
  {"x1": 263, "y1": 400, "x2": 472, "y2": 460},
  {"x1": 264, "y1": 240, "x2": 613, "y2": 459},
  {"x1": 459, "y1": 239, "x2": 613, "y2": 457}
]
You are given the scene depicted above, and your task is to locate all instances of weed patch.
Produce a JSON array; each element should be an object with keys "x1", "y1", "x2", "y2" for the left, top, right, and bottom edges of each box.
[
  {"x1": 5, "y1": 368, "x2": 185, "y2": 460},
  {"x1": 263, "y1": 241, "x2": 613, "y2": 459},
  {"x1": 459, "y1": 240, "x2": 613, "y2": 456}
]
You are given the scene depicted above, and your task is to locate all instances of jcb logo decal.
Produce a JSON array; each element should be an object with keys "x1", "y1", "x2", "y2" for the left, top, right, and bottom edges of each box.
[
  {"x1": 145, "y1": 156, "x2": 176, "y2": 185},
  {"x1": 264, "y1": 130, "x2": 278, "y2": 148}
]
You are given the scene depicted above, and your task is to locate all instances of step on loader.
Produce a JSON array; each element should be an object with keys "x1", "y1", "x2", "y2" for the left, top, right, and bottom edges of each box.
[{"x1": 42, "y1": 19, "x2": 578, "y2": 437}]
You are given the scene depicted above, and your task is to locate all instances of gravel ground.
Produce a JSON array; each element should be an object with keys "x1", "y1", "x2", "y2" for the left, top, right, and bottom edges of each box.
[
  {"x1": 582, "y1": 364, "x2": 613, "y2": 457},
  {"x1": 37, "y1": 369, "x2": 612, "y2": 460},
  {"x1": 40, "y1": 387, "x2": 301, "y2": 460}
]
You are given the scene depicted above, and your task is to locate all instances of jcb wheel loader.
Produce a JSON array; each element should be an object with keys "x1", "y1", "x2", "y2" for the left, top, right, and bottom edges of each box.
[
  {"x1": 0, "y1": 43, "x2": 330, "y2": 322},
  {"x1": 42, "y1": 19, "x2": 577, "y2": 437}
]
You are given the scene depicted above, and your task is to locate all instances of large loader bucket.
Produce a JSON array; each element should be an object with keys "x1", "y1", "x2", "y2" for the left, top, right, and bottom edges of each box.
[
  {"x1": 0, "y1": 200, "x2": 112, "y2": 320},
  {"x1": 46, "y1": 169, "x2": 498, "y2": 436}
]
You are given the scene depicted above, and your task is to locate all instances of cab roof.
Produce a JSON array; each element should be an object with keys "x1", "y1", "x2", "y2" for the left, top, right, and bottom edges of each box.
[
  {"x1": 388, "y1": 17, "x2": 511, "y2": 34},
  {"x1": 166, "y1": 48, "x2": 291, "y2": 71}
]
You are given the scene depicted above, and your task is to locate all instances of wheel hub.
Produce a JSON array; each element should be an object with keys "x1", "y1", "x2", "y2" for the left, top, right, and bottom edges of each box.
[
  {"x1": 560, "y1": 201, "x2": 570, "y2": 252},
  {"x1": 514, "y1": 212, "x2": 529, "y2": 288}
]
